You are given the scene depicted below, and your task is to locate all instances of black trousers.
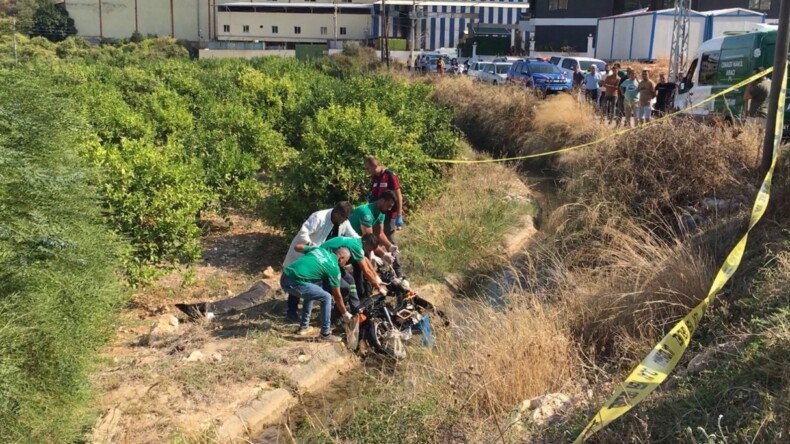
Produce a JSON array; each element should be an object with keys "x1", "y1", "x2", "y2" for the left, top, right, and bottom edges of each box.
[{"x1": 209, "y1": 281, "x2": 272, "y2": 315}]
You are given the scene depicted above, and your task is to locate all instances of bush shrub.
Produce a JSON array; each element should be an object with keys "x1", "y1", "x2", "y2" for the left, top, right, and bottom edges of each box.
[{"x1": 0, "y1": 75, "x2": 126, "y2": 443}]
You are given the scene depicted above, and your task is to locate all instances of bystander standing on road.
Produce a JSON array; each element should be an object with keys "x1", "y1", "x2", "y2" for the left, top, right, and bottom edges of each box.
[
  {"x1": 583, "y1": 65, "x2": 603, "y2": 106},
  {"x1": 437, "y1": 57, "x2": 445, "y2": 75},
  {"x1": 744, "y1": 68, "x2": 771, "y2": 127},
  {"x1": 620, "y1": 69, "x2": 639, "y2": 127},
  {"x1": 637, "y1": 69, "x2": 656, "y2": 124},
  {"x1": 602, "y1": 70, "x2": 620, "y2": 123},
  {"x1": 615, "y1": 63, "x2": 628, "y2": 123},
  {"x1": 406, "y1": 54, "x2": 413, "y2": 72},
  {"x1": 654, "y1": 73, "x2": 675, "y2": 116}
]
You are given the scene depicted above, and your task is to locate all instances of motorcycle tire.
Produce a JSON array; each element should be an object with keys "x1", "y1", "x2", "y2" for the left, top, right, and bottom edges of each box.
[{"x1": 366, "y1": 318, "x2": 399, "y2": 357}]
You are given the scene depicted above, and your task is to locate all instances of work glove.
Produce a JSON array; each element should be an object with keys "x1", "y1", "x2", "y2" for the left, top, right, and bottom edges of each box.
[
  {"x1": 395, "y1": 215, "x2": 404, "y2": 228},
  {"x1": 343, "y1": 311, "x2": 354, "y2": 322},
  {"x1": 388, "y1": 244, "x2": 400, "y2": 259},
  {"x1": 370, "y1": 255, "x2": 384, "y2": 267},
  {"x1": 382, "y1": 253, "x2": 395, "y2": 266},
  {"x1": 378, "y1": 285, "x2": 389, "y2": 296}
]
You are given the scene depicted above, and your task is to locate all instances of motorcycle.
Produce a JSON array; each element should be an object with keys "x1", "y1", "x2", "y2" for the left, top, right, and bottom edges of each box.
[{"x1": 352, "y1": 263, "x2": 446, "y2": 358}]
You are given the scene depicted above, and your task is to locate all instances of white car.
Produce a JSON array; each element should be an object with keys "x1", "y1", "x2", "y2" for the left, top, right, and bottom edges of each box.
[
  {"x1": 479, "y1": 62, "x2": 513, "y2": 85},
  {"x1": 550, "y1": 55, "x2": 606, "y2": 77},
  {"x1": 467, "y1": 61, "x2": 492, "y2": 80}
]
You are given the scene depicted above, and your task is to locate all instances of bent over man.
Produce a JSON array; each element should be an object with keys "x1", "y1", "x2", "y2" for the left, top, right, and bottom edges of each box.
[{"x1": 280, "y1": 246, "x2": 352, "y2": 342}]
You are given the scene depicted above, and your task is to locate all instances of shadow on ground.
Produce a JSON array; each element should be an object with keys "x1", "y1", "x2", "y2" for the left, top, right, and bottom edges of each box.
[{"x1": 202, "y1": 231, "x2": 288, "y2": 275}]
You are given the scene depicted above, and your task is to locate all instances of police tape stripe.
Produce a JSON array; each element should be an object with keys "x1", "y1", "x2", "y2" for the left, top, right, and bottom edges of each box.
[
  {"x1": 429, "y1": 67, "x2": 775, "y2": 164},
  {"x1": 573, "y1": 66, "x2": 787, "y2": 444}
]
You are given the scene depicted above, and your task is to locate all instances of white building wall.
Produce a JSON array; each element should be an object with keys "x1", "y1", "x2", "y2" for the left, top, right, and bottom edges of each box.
[
  {"x1": 710, "y1": 15, "x2": 764, "y2": 37},
  {"x1": 611, "y1": 16, "x2": 633, "y2": 60},
  {"x1": 595, "y1": 19, "x2": 614, "y2": 60},
  {"x1": 630, "y1": 14, "x2": 653, "y2": 60},
  {"x1": 217, "y1": 10, "x2": 371, "y2": 42},
  {"x1": 66, "y1": 0, "x2": 226, "y2": 42}
]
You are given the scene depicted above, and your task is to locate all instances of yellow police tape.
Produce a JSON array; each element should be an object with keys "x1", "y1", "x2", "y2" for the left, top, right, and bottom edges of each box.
[
  {"x1": 573, "y1": 68, "x2": 787, "y2": 443},
  {"x1": 429, "y1": 67, "x2": 774, "y2": 164}
]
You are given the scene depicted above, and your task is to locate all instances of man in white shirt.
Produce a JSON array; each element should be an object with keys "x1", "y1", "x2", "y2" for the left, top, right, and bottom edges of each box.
[
  {"x1": 283, "y1": 202, "x2": 359, "y2": 267},
  {"x1": 583, "y1": 65, "x2": 604, "y2": 107},
  {"x1": 284, "y1": 202, "x2": 359, "y2": 323}
]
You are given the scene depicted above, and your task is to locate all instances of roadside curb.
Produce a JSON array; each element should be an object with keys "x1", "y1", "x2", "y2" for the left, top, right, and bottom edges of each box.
[{"x1": 216, "y1": 343, "x2": 357, "y2": 443}]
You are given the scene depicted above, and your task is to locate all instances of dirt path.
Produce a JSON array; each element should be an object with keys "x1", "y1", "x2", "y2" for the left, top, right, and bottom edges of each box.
[{"x1": 90, "y1": 213, "x2": 356, "y2": 443}]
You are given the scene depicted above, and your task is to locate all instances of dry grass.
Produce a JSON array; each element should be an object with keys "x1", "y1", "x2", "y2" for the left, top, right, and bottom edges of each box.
[
  {"x1": 563, "y1": 218, "x2": 715, "y2": 361},
  {"x1": 561, "y1": 118, "x2": 761, "y2": 226},
  {"x1": 429, "y1": 77, "x2": 609, "y2": 167}
]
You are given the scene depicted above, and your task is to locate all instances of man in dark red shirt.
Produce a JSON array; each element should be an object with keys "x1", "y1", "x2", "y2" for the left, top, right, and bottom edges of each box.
[{"x1": 364, "y1": 156, "x2": 404, "y2": 244}]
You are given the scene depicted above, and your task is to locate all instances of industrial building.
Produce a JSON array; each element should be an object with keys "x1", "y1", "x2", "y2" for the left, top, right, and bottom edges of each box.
[
  {"x1": 529, "y1": 0, "x2": 778, "y2": 53},
  {"x1": 64, "y1": 0, "x2": 530, "y2": 52},
  {"x1": 595, "y1": 7, "x2": 766, "y2": 61}
]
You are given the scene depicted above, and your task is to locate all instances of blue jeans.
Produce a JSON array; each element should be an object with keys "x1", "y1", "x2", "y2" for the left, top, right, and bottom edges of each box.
[{"x1": 281, "y1": 275, "x2": 332, "y2": 335}]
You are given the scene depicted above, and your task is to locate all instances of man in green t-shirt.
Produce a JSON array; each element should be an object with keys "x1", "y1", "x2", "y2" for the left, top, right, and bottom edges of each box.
[
  {"x1": 296, "y1": 234, "x2": 388, "y2": 310},
  {"x1": 349, "y1": 190, "x2": 401, "y2": 274},
  {"x1": 280, "y1": 246, "x2": 352, "y2": 341}
]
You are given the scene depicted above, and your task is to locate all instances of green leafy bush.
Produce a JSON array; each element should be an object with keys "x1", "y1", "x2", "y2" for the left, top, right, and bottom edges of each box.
[
  {"x1": 92, "y1": 138, "x2": 211, "y2": 278},
  {"x1": 0, "y1": 75, "x2": 126, "y2": 443},
  {"x1": 265, "y1": 103, "x2": 449, "y2": 230}
]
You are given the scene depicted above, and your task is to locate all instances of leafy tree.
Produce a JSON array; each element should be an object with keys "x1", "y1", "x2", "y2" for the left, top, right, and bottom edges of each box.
[{"x1": 29, "y1": 0, "x2": 76, "y2": 42}]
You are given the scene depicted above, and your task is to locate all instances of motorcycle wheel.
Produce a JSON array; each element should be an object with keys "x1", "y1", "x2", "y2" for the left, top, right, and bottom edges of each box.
[{"x1": 366, "y1": 318, "x2": 396, "y2": 356}]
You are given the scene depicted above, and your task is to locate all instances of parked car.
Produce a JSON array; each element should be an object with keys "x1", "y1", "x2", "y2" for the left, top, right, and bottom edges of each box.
[
  {"x1": 491, "y1": 56, "x2": 523, "y2": 63},
  {"x1": 512, "y1": 61, "x2": 573, "y2": 94},
  {"x1": 551, "y1": 56, "x2": 606, "y2": 76},
  {"x1": 417, "y1": 52, "x2": 451, "y2": 73},
  {"x1": 479, "y1": 62, "x2": 513, "y2": 85},
  {"x1": 467, "y1": 61, "x2": 492, "y2": 79}
]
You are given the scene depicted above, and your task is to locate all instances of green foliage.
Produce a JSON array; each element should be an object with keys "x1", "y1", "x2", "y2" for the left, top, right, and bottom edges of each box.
[
  {"x1": 0, "y1": 34, "x2": 459, "y2": 276},
  {"x1": 29, "y1": 0, "x2": 77, "y2": 42},
  {"x1": 0, "y1": 75, "x2": 126, "y2": 443},
  {"x1": 92, "y1": 138, "x2": 211, "y2": 278}
]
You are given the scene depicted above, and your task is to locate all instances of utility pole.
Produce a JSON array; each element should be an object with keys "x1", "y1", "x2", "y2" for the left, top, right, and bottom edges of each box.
[
  {"x1": 381, "y1": 0, "x2": 390, "y2": 68},
  {"x1": 761, "y1": 0, "x2": 790, "y2": 174},
  {"x1": 668, "y1": 0, "x2": 691, "y2": 84},
  {"x1": 410, "y1": 0, "x2": 416, "y2": 62},
  {"x1": 333, "y1": 0, "x2": 338, "y2": 49},
  {"x1": 12, "y1": 17, "x2": 17, "y2": 66}
]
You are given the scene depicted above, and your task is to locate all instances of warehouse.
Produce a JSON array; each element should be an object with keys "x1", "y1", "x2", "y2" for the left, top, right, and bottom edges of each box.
[{"x1": 595, "y1": 7, "x2": 765, "y2": 61}]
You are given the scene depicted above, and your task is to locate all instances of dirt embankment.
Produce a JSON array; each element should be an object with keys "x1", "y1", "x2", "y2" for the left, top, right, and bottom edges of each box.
[{"x1": 90, "y1": 162, "x2": 538, "y2": 443}]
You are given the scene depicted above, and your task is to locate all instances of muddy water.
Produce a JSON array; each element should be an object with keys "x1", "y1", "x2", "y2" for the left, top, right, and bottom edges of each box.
[{"x1": 254, "y1": 173, "x2": 564, "y2": 443}]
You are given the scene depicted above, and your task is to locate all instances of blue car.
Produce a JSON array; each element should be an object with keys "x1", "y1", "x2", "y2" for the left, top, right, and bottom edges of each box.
[{"x1": 507, "y1": 61, "x2": 572, "y2": 94}]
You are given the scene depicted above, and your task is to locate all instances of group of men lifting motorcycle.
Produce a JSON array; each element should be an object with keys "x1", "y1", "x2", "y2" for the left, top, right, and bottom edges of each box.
[{"x1": 176, "y1": 156, "x2": 406, "y2": 344}]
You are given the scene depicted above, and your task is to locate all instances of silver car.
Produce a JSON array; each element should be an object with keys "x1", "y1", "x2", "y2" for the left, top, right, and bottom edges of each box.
[
  {"x1": 467, "y1": 61, "x2": 492, "y2": 80},
  {"x1": 479, "y1": 62, "x2": 513, "y2": 85}
]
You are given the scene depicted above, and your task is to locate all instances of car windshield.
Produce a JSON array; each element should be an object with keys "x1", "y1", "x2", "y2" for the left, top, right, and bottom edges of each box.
[
  {"x1": 495, "y1": 64, "x2": 512, "y2": 74},
  {"x1": 479, "y1": 63, "x2": 492, "y2": 71},
  {"x1": 579, "y1": 60, "x2": 606, "y2": 71},
  {"x1": 529, "y1": 64, "x2": 561, "y2": 74}
]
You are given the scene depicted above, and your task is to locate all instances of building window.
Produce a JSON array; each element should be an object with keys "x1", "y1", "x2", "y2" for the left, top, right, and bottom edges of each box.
[
  {"x1": 320, "y1": 26, "x2": 328, "y2": 35},
  {"x1": 295, "y1": 26, "x2": 301, "y2": 34},
  {"x1": 242, "y1": 25, "x2": 250, "y2": 33},
  {"x1": 272, "y1": 25, "x2": 278, "y2": 34},
  {"x1": 548, "y1": 0, "x2": 569, "y2": 10},
  {"x1": 750, "y1": 0, "x2": 772, "y2": 11},
  {"x1": 340, "y1": 27, "x2": 347, "y2": 35},
  {"x1": 223, "y1": 24, "x2": 229, "y2": 33}
]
